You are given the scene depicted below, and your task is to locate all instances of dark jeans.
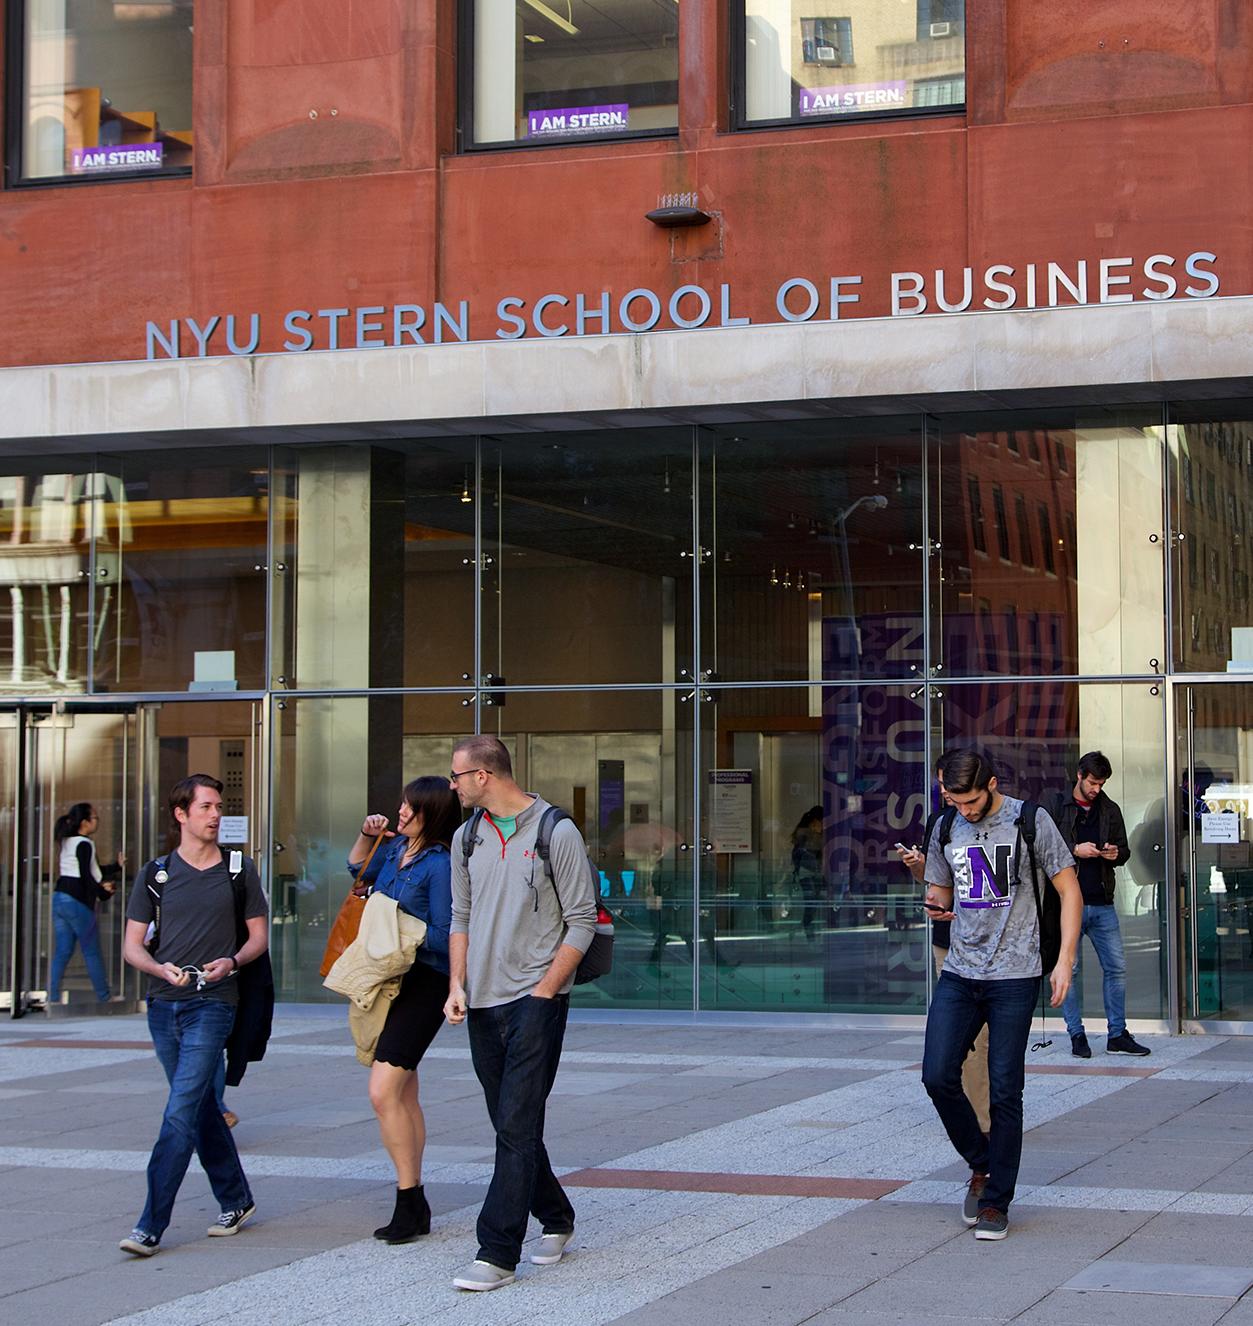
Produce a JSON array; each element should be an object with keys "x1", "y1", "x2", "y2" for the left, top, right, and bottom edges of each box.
[
  {"x1": 921, "y1": 970, "x2": 1042, "y2": 1214},
  {"x1": 139, "y1": 997, "x2": 252, "y2": 1239},
  {"x1": 49, "y1": 892, "x2": 110, "y2": 1001},
  {"x1": 467, "y1": 993, "x2": 575, "y2": 1270}
]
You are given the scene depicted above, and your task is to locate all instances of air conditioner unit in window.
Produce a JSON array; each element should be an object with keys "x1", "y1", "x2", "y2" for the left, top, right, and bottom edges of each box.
[
  {"x1": 815, "y1": 44, "x2": 837, "y2": 62},
  {"x1": 929, "y1": 21, "x2": 953, "y2": 37}
]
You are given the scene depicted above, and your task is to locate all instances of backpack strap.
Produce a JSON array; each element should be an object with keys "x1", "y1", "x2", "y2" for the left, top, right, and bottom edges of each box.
[
  {"x1": 1014, "y1": 799, "x2": 1045, "y2": 937},
  {"x1": 143, "y1": 855, "x2": 170, "y2": 954},
  {"x1": 227, "y1": 852, "x2": 248, "y2": 946},
  {"x1": 533, "y1": 806, "x2": 569, "y2": 888},
  {"x1": 460, "y1": 808, "x2": 487, "y2": 874},
  {"x1": 937, "y1": 805, "x2": 958, "y2": 850}
]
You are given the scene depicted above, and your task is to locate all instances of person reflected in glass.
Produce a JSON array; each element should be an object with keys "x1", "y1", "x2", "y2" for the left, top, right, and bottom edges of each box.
[
  {"x1": 348, "y1": 776, "x2": 462, "y2": 1243},
  {"x1": 49, "y1": 802, "x2": 123, "y2": 1004},
  {"x1": 790, "y1": 806, "x2": 824, "y2": 940}
]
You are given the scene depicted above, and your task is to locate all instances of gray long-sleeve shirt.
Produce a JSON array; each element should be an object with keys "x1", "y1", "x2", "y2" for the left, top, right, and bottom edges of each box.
[{"x1": 450, "y1": 794, "x2": 599, "y2": 1009}]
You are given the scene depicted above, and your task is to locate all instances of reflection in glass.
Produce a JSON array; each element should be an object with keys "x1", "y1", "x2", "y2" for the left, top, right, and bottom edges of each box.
[
  {"x1": 934, "y1": 412, "x2": 1165, "y2": 678},
  {"x1": 742, "y1": 0, "x2": 964, "y2": 126},
  {"x1": 701, "y1": 685, "x2": 929, "y2": 1013},
  {"x1": 938, "y1": 680, "x2": 1166, "y2": 1024},
  {"x1": 1177, "y1": 684, "x2": 1253, "y2": 1022},
  {"x1": 703, "y1": 422, "x2": 924, "y2": 683},
  {"x1": 1171, "y1": 410, "x2": 1253, "y2": 674},
  {"x1": 471, "y1": 0, "x2": 679, "y2": 147},
  {"x1": 22, "y1": 0, "x2": 194, "y2": 181},
  {"x1": 0, "y1": 459, "x2": 100, "y2": 693},
  {"x1": 94, "y1": 450, "x2": 269, "y2": 693},
  {"x1": 483, "y1": 429, "x2": 693, "y2": 686},
  {"x1": 273, "y1": 442, "x2": 476, "y2": 691}
]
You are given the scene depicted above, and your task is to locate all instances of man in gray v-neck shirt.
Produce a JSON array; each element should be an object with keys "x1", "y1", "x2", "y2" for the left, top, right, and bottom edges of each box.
[{"x1": 117, "y1": 774, "x2": 268, "y2": 1259}]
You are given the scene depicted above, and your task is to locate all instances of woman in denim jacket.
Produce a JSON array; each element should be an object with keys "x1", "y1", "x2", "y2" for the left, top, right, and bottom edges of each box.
[{"x1": 348, "y1": 775, "x2": 461, "y2": 1242}]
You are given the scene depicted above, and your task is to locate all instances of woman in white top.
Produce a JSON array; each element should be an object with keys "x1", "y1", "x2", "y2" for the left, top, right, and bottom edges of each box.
[{"x1": 49, "y1": 802, "x2": 122, "y2": 1004}]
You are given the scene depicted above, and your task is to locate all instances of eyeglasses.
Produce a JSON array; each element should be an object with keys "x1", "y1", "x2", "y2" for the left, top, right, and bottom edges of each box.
[{"x1": 449, "y1": 767, "x2": 490, "y2": 783}]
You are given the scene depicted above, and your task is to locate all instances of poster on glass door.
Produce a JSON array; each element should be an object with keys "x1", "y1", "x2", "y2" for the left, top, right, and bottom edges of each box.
[{"x1": 709, "y1": 770, "x2": 753, "y2": 854}]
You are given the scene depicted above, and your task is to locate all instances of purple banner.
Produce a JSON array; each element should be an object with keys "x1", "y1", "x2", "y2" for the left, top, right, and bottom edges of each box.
[
  {"x1": 799, "y1": 81, "x2": 907, "y2": 116},
  {"x1": 526, "y1": 104, "x2": 630, "y2": 138},
  {"x1": 71, "y1": 143, "x2": 164, "y2": 173}
]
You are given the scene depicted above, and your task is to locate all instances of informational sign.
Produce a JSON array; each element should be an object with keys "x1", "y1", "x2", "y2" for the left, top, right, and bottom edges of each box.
[
  {"x1": 219, "y1": 816, "x2": 249, "y2": 844},
  {"x1": 527, "y1": 104, "x2": 629, "y2": 138},
  {"x1": 1202, "y1": 812, "x2": 1240, "y2": 844},
  {"x1": 799, "y1": 81, "x2": 907, "y2": 116},
  {"x1": 71, "y1": 144, "x2": 163, "y2": 173},
  {"x1": 709, "y1": 769, "x2": 753, "y2": 854}
]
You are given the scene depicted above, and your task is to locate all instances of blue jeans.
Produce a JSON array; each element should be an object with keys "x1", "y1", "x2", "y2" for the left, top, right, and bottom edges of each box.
[
  {"x1": 138, "y1": 998, "x2": 252, "y2": 1239},
  {"x1": 468, "y1": 994, "x2": 575, "y2": 1270},
  {"x1": 49, "y1": 892, "x2": 110, "y2": 1001},
  {"x1": 922, "y1": 971, "x2": 1042, "y2": 1214},
  {"x1": 1061, "y1": 904, "x2": 1127, "y2": 1038}
]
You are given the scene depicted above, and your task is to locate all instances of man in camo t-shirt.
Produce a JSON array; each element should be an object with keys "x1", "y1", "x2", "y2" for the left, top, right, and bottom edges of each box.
[{"x1": 920, "y1": 749, "x2": 1080, "y2": 1243}]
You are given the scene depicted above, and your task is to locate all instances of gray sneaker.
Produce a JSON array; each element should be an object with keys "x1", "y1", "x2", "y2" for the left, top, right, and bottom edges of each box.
[
  {"x1": 453, "y1": 1260, "x2": 516, "y2": 1292},
  {"x1": 974, "y1": 1207, "x2": 1009, "y2": 1240},
  {"x1": 962, "y1": 1172, "x2": 988, "y2": 1226},
  {"x1": 530, "y1": 1230, "x2": 574, "y2": 1265}
]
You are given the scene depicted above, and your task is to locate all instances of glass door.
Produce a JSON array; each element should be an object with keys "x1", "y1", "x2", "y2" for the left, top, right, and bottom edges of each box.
[
  {"x1": 1178, "y1": 684, "x2": 1253, "y2": 1027},
  {"x1": 1, "y1": 703, "x2": 137, "y2": 1014}
]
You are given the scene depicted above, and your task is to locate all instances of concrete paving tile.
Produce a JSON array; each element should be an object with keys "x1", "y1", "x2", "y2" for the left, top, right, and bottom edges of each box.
[
  {"x1": 1011, "y1": 1288, "x2": 1233, "y2": 1325},
  {"x1": 607, "y1": 1268, "x2": 868, "y2": 1325}
]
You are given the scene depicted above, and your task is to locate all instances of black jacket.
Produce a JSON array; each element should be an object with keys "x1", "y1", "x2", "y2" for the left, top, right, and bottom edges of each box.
[{"x1": 1041, "y1": 788, "x2": 1130, "y2": 905}]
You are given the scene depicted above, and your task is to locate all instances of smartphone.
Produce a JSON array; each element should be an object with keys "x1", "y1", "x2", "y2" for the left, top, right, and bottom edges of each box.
[
  {"x1": 894, "y1": 841, "x2": 910, "y2": 852},
  {"x1": 921, "y1": 900, "x2": 946, "y2": 913}
]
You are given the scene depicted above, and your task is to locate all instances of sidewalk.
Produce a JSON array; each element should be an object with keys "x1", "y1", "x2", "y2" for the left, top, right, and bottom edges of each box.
[{"x1": 2, "y1": 1008, "x2": 1252, "y2": 1326}]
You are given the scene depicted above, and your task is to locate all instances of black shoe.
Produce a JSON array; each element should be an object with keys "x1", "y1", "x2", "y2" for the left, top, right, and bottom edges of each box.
[
  {"x1": 374, "y1": 1185, "x2": 431, "y2": 1243},
  {"x1": 973, "y1": 1207, "x2": 1008, "y2": 1240},
  {"x1": 1106, "y1": 1031, "x2": 1151, "y2": 1057},
  {"x1": 119, "y1": 1229, "x2": 160, "y2": 1257},
  {"x1": 962, "y1": 1172, "x2": 988, "y2": 1226},
  {"x1": 1070, "y1": 1033, "x2": 1092, "y2": 1059},
  {"x1": 207, "y1": 1203, "x2": 256, "y2": 1237}
]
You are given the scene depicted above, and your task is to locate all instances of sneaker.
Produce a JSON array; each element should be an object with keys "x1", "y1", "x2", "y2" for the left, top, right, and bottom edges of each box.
[
  {"x1": 530, "y1": 1230, "x2": 574, "y2": 1265},
  {"x1": 207, "y1": 1203, "x2": 256, "y2": 1237},
  {"x1": 119, "y1": 1230, "x2": 160, "y2": 1257},
  {"x1": 973, "y1": 1207, "x2": 1009, "y2": 1240},
  {"x1": 1070, "y1": 1032, "x2": 1092, "y2": 1059},
  {"x1": 1106, "y1": 1031, "x2": 1151, "y2": 1057},
  {"x1": 962, "y1": 1173, "x2": 988, "y2": 1226},
  {"x1": 453, "y1": 1260, "x2": 516, "y2": 1292}
]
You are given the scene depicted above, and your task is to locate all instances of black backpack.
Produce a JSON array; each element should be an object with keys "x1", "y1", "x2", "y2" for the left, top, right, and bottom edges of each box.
[
  {"x1": 461, "y1": 806, "x2": 614, "y2": 984},
  {"x1": 935, "y1": 799, "x2": 1061, "y2": 973}
]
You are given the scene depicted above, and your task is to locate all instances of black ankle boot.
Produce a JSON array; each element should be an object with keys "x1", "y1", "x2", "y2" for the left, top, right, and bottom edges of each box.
[{"x1": 373, "y1": 1185, "x2": 431, "y2": 1243}]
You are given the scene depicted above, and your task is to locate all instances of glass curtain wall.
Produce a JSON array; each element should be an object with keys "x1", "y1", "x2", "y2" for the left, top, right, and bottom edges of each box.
[{"x1": 14, "y1": 400, "x2": 1253, "y2": 1022}]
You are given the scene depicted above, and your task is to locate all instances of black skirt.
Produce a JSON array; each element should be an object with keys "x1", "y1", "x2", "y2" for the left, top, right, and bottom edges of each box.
[{"x1": 373, "y1": 959, "x2": 448, "y2": 1072}]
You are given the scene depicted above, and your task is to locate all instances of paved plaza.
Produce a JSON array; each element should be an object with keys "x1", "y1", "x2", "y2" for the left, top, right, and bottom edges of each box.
[{"x1": 2, "y1": 1007, "x2": 1253, "y2": 1326}]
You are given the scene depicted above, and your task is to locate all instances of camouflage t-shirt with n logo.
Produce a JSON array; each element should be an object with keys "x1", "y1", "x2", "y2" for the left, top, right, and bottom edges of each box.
[{"x1": 924, "y1": 795, "x2": 1073, "y2": 981}]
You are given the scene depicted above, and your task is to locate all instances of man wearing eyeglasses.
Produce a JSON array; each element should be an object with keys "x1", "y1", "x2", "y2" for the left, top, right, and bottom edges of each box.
[{"x1": 444, "y1": 735, "x2": 598, "y2": 1292}]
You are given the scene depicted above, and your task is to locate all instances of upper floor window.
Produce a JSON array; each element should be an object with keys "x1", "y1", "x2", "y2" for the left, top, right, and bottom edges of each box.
[
  {"x1": 737, "y1": 1, "x2": 965, "y2": 129},
  {"x1": 13, "y1": 0, "x2": 193, "y2": 184},
  {"x1": 465, "y1": 0, "x2": 679, "y2": 150}
]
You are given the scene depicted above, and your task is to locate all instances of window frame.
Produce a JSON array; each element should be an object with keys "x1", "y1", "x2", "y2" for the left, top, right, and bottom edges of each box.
[
  {"x1": 730, "y1": 0, "x2": 967, "y2": 133},
  {"x1": 4, "y1": 0, "x2": 193, "y2": 189},
  {"x1": 458, "y1": 0, "x2": 681, "y2": 154}
]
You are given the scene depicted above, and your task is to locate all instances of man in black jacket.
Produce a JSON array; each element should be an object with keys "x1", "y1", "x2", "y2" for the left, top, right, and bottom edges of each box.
[{"x1": 1043, "y1": 751, "x2": 1150, "y2": 1058}]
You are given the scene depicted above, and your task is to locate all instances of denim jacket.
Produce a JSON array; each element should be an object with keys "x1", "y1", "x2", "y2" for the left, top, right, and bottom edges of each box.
[{"x1": 349, "y1": 840, "x2": 452, "y2": 974}]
